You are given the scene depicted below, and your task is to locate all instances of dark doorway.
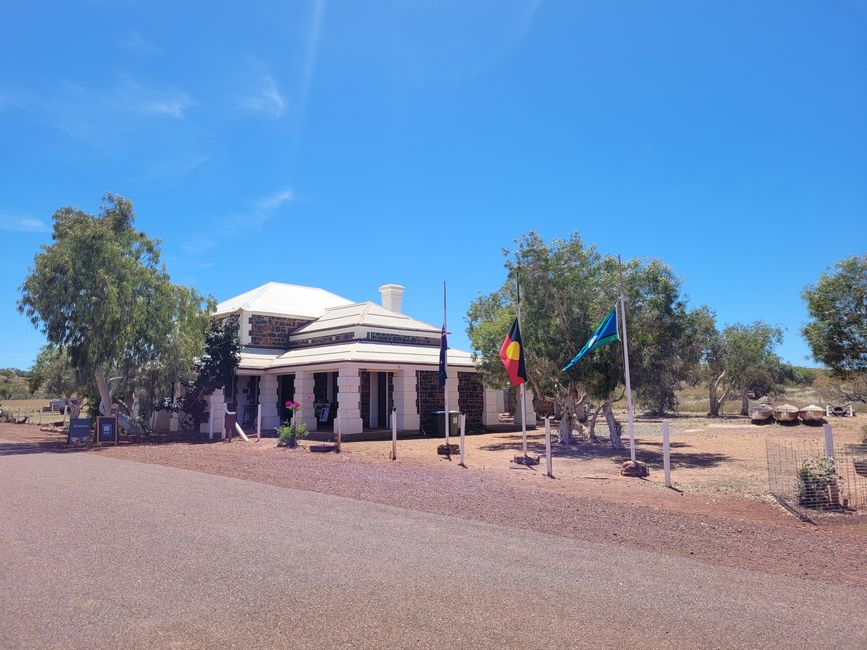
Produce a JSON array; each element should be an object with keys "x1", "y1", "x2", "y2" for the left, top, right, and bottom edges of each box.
[{"x1": 278, "y1": 375, "x2": 294, "y2": 421}]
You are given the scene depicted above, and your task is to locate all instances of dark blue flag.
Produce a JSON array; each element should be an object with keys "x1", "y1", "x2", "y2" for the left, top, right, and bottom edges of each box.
[{"x1": 439, "y1": 283, "x2": 448, "y2": 387}]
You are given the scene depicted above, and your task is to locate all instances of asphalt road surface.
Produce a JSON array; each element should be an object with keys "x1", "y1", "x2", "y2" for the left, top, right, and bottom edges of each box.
[{"x1": 1, "y1": 449, "x2": 865, "y2": 649}]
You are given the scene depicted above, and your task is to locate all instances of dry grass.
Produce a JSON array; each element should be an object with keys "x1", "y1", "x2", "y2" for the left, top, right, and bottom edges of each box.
[{"x1": 0, "y1": 398, "x2": 53, "y2": 413}]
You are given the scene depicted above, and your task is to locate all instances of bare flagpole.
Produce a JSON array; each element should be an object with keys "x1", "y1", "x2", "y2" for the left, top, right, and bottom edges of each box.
[
  {"x1": 618, "y1": 255, "x2": 637, "y2": 462},
  {"x1": 442, "y1": 282, "x2": 450, "y2": 450},
  {"x1": 517, "y1": 266, "x2": 528, "y2": 458}
]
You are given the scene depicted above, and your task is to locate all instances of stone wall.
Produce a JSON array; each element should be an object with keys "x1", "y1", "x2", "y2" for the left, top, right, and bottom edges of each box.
[
  {"x1": 289, "y1": 332, "x2": 354, "y2": 349},
  {"x1": 458, "y1": 372, "x2": 484, "y2": 432},
  {"x1": 360, "y1": 371, "x2": 370, "y2": 426},
  {"x1": 416, "y1": 370, "x2": 444, "y2": 435},
  {"x1": 248, "y1": 315, "x2": 312, "y2": 348},
  {"x1": 367, "y1": 332, "x2": 439, "y2": 346}
]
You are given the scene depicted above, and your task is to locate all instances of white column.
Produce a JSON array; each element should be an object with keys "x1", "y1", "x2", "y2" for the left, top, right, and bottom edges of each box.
[
  {"x1": 514, "y1": 388, "x2": 537, "y2": 427},
  {"x1": 446, "y1": 369, "x2": 459, "y2": 417},
  {"x1": 208, "y1": 388, "x2": 226, "y2": 439},
  {"x1": 336, "y1": 367, "x2": 364, "y2": 435},
  {"x1": 483, "y1": 388, "x2": 501, "y2": 427},
  {"x1": 295, "y1": 370, "x2": 317, "y2": 431},
  {"x1": 393, "y1": 369, "x2": 420, "y2": 431},
  {"x1": 259, "y1": 375, "x2": 279, "y2": 430}
]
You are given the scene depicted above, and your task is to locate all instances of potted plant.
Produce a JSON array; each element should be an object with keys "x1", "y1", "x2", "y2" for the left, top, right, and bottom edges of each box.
[{"x1": 276, "y1": 400, "x2": 308, "y2": 448}]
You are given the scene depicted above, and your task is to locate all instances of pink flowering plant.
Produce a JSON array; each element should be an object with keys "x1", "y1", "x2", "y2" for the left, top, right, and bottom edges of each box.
[{"x1": 277, "y1": 400, "x2": 308, "y2": 447}]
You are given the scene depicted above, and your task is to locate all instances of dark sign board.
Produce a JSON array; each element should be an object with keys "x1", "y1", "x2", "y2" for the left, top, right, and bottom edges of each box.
[
  {"x1": 68, "y1": 418, "x2": 92, "y2": 445},
  {"x1": 96, "y1": 416, "x2": 118, "y2": 445}
]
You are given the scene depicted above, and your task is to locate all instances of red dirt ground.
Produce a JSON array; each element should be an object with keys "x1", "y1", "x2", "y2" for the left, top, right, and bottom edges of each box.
[{"x1": 2, "y1": 418, "x2": 865, "y2": 588}]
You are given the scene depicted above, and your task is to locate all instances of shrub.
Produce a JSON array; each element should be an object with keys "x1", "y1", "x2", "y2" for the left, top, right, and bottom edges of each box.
[
  {"x1": 796, "y1": 456, "x2": 840, "y2": 508},
  {"x1": 277, "y1": 422, "x2": 309, "y2": 447}
]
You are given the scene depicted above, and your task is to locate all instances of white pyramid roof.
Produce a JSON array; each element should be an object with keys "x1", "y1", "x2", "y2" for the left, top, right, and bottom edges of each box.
[
  {"x1": 214, "y1": 282, "x2": 353, "y2": 319},
  {"x1": 293, "y1": 301, "x2": 440, "y2": 335}
]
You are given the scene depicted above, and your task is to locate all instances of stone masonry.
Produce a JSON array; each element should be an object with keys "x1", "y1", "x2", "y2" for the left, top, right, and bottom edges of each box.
[
  {"x1": 458, "y1": 372, "x2": 484, "y2": 432},
  {"x1": 248, "y1": 315, "x2": 312, "y2": 348},
  {"x1": 416, "y1": 370, "x2": 444, "y2": 435}
]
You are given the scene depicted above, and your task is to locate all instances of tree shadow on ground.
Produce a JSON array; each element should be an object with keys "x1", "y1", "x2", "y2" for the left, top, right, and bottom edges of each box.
[
  {"x1": 0, "y1": 432, "x2": 218, "y2": 457},
  {"x1": 479, "y1": 434, "x2": 731, "y2": 469}
]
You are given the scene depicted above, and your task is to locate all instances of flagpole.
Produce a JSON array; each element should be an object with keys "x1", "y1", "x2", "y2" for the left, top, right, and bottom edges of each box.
[
  {"x1": 517, "y1": 268, "x2": 528, "y2": 458},
  {"x1": 618, "y1": 255, "x2": 637, "y2": 463},
  {"x1": 443, "y1": 282, "x2": 450, "y2": 450}
]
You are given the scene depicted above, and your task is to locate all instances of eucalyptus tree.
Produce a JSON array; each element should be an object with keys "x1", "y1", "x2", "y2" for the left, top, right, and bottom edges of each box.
[
  {"x1": 704, "y1": 321, "x2": 784, "y2": 416},
  {"x1": 802, "y1": 255, "x2": 867, "y2": 402},
  {"x1": 467, "y1": 231, "x2": 708, "y2": 448},
  {"x1": 18, "y1": 194, "x2": 214, "y2": 422}
]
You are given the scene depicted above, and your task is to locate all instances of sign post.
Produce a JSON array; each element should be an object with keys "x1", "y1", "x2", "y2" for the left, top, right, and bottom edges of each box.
[
  {"x1": 662, "y1": 419, "x2": 672, "y2": 488},
  {"x1": 391, "y1": 407, "x2": 397, "y2": 461},
  {"x1": 459, "y1": 412, "x2": 466, "y2": 466},
  {"x1": 544, "y1": 416, "x2": 553, "y2": 478}
]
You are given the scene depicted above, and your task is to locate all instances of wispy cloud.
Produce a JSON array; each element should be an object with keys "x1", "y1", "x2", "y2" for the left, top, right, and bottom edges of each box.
[
  {"x1": 254, "y1": 188, "x2": 293, "y2": 211},
  {"x1": 137, "y1": 152, "x2": 209, "y2": 182},
  {"x1": 220, "y1": 188, "x2": 295, "y2": 233},
  {"x1": 296, "y1": 0, "x2": 326, "y2": 129},
  {"x1": 2, "y1": 78, "x2": 193, "y2": 150},
  {"x1": 240, "y1": 72, "x2": 286, "y2": 119},
  {"x1": 114, "y1": 79, "x2": 191, "y2": 119},
  {"x1": 117, "y1": 32, "x2": 160, "y2": 55},
  {"x1": 0, "y1": 215, "x2": 51, "y2": 233}
]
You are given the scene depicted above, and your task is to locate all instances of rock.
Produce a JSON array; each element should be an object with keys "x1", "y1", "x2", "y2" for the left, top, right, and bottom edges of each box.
[
  {"x1": 437, "y1": 444, "x2": 460, "y2": 456},
  {"x1": 620, "y1": 460, "x2": 649, "y2": 477}
]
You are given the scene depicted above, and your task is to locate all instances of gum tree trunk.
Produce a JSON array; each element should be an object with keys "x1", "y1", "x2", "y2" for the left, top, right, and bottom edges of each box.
[
  {"x1": 94, "y1": 367, "x2": 113, "y2": 417},
  {"x1": 602, "y1": 399, "x2": 624, "y2": 450},
  {"x1": 740, "y1": 390, "x2": 750, "y2": 416},
  {"x1": 708, "y1": 370, "x2": 730, "y2": 418}
]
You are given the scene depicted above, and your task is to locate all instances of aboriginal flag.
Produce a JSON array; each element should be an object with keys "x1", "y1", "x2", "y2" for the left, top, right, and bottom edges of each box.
[{"x1": 499, "y1": 318, "x2": 527, "y2": 386}]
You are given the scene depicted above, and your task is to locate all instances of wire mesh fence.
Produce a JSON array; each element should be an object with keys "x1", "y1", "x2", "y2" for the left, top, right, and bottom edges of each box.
[{"x1": 767, "y1": 438, "x2": 867, "y2": 520}]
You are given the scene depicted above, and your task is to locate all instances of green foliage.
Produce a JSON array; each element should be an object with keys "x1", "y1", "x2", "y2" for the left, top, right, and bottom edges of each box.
[
  {"x1": 780, "y1": 365, "x2": 816, "y2": 387},
  {"x1": 28, "y1": 346, "x2": 78, "y2": 397},
  {"x1": 0, "y1": 368, "x2": 32, "y2": 399},
  {"x1": 720, "y1": 322, "x2": 784, "y2": 400},
  {"x1": 797, "y1": 456, "x2": 839, "y2": 508},
  {"x1": 17, "y1": 194, "x2": 214, "y2": 420},
  {"x1": 277, "y1": 423, "x2": 309, "y2": 447},
  {"x1": 177, "y1": 316, "x2": 241, "y2": 427},
  {"x1": 466, "y1": 231, "x2": 709, "y2": 415},
  {"x1": 802, "y1": 255, "x2": 867, "y2": 378}
]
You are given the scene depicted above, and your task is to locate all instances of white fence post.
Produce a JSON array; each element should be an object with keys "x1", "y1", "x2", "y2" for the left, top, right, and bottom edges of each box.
[
  {"x1": 459, "y1": 412, "x2": 466, "y2": 466},
  {"x1": 662, "y1": 419, "x2": 672, "y2": 488},
  {"x1": 256, "y1": 403, "x2": 262, "y2": 442},
  {"x1": 544, "y1": 416, "x2": 553, "y2": 478},
  {"x1": 234, "y1": 422, "x2": 250, "y2": 442},
  {"x1": 823, "y1": 423, "x2": 834, "y2": 458},
  {"x1": 391, "y1": 407, "x2": 397, "y2": 461}
]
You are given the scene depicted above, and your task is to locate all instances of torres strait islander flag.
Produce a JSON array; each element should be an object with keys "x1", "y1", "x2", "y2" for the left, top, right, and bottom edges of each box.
[
  {"x1": 562, "y1": 306, "x2": 619, "y2": 371},
  {"x1": 499, "y1": 318, "x2": 527, "y2": 386}
]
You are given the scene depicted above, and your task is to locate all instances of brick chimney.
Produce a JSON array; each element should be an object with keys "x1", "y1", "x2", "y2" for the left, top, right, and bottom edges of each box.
[{"x1": 378, "y1": 284, "x2": 405, "y2": 313}]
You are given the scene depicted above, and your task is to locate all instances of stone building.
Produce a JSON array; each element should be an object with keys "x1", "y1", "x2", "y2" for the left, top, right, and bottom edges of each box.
[{"x1": 207, "y1": 282, "x2": 536, "y2": 437}]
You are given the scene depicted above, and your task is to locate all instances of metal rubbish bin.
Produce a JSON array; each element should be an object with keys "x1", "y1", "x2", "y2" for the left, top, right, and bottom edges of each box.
[{"x1": 431, "y1": 410, "x2": 460, "y2": 437}]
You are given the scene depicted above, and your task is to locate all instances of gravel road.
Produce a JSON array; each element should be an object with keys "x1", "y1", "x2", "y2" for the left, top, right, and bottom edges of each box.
[{"x1": 1, "y1": 449, "x2": 865, "y2": 648}]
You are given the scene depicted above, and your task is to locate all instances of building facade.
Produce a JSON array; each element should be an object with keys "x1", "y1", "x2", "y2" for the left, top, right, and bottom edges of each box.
[{"x1": 207, "y1": 282, "x2": 535, "y2": 437}]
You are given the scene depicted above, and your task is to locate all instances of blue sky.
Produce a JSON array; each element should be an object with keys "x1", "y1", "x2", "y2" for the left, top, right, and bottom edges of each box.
[{"x1": 1, "y1": 1, "x2": 865, "y2": 370}]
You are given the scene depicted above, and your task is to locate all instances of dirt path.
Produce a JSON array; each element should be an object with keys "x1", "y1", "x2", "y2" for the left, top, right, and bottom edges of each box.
[{"x1": 2, "y1": 422, "x2": 865, "y2": 588}]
